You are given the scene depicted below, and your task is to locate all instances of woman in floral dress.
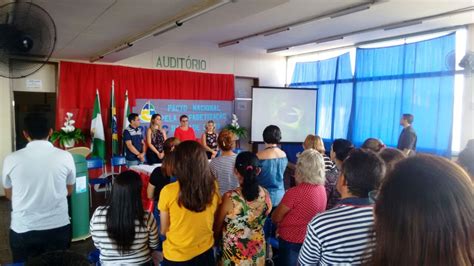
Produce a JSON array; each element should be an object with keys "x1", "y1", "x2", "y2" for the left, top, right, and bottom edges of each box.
[{"x1": 214, "y1": 151, "x2": 272, "y2": 266}]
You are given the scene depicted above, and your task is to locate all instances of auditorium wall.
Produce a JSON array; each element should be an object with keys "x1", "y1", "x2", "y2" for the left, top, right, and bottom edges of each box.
[
  {"x1": 0, "y1": 77, "x2": 12, "y2": 196},
  {"x1": 117, "y1": 42, "x2": 287, "y2": 87}
]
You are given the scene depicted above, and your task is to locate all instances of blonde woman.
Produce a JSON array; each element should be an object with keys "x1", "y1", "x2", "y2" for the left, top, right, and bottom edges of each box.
[
  {"x1": 146, "y1": 114, "x2": 167, "y2": 165},
  {"x1": 303, "y1": 134, "x2": 335, "y2": 171},
  {"x1": 201, "y1": 120, "x2": 218, "y2": 159}
]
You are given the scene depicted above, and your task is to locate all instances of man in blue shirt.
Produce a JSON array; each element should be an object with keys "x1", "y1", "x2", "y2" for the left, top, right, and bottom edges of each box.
[{"x1": 123, "y1": 113, "x2": 146, "y2": 167}]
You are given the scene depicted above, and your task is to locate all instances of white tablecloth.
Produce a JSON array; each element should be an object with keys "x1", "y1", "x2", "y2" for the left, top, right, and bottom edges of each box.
[{"x1": 130, "y1": 163, "x2": 162, "y2": 176}]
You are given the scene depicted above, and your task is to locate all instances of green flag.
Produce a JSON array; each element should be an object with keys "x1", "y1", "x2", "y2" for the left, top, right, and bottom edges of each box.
[
  {"x1": 91, "y1": 89, "x2": 106, "y2": 160},
  {"x1": 110, "y1": 81, "x2": 119, "y2": 156},
  {"x1": 122, "y1": 90, "x2": 130, "y2": 155}
]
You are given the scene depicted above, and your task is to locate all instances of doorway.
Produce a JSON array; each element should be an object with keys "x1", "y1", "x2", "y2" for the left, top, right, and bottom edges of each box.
[
  {"x1": 14, "y1": 91, "x2": 56, "y2": 150},
  {"x1": 234, "y1": 77, "x2": 258, "y2": 152}
]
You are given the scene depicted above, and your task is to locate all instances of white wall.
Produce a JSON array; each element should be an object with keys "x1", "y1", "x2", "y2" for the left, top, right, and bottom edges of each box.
[
  {"x1": 460, "y1": 24, "x2": 474, "y2": 149},
  {"x1": 118, "y1": 42, "x2": 287, "y2": 87},
  {"x1": 0, "y1": 77, "x2": 12, "y2": 196},
  {"x1": 12, "y1": 63, "x2": 57, "y2": 93}
]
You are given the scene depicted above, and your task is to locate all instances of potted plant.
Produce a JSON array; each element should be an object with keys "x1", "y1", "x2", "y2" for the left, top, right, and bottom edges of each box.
[
  {"x1": 224, "y1": 114, "x2": 247, "y2": 140},
  {"x1": 51, "y1": 112, "x2": 85, "y2": 149}
]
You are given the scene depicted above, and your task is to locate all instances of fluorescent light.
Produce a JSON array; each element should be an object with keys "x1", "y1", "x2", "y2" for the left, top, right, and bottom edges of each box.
[
  {"x1": 316, "y1": 36, "x2": 343, "y2": 44},
  {"x1": 153, "y1": 23, "x2": 179, "y2": 37},
  {"x1": 218, "y1": 40, "x2": 240, "y2": 48},
  {"x1": 384, "y1": 21, "x2": 423, "y2": 31},
  {"x1": 267, "y1": 47, "x2": 289, "y2": 53},
  {"x1": 262, "y1": 27, "x2": 290, "y2": 37},
  {"x1": 330, "y1": 4, "x2": 370, "y2": 18},
  {"x1": 115, "y1": 43, "x2": 133, "y2": 53}
]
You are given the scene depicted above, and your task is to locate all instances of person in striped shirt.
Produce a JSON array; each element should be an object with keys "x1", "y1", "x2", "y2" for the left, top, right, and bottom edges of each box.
[
  {"x1": 90, "y1": 171, "x2": 159, "y2": 265},
  {"x1": 209, "y1": 129, "x2": 238, "y2": 195},
  {"x1": 298, "y1": 149, "x2": 385, "y2": 265}
]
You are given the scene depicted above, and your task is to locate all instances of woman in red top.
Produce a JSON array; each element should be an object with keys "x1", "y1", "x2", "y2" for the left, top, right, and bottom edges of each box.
[
  {"x1": 173, "y1": 115, "x2": 196, "y2": 141},
  {"x1": 272, "y1": 149, "x2": 327, "y2": 266}
]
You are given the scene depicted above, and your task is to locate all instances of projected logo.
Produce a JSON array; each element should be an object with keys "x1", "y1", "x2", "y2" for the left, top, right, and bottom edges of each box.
[
  {"x1": 139, "y1": 101, "x2": 156, "y2": 122},
  {"x1": 276, "y1": 102, "x2": 304, "y2": 129}
]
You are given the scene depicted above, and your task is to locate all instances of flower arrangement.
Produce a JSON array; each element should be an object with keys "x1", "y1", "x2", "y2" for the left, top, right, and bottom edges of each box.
[
  {"x1": 224, "y1": 114, "x2": 247, "y2": 139},
  {"x1": 51, "y1": 112, "x2": 85, "y2": 148}
]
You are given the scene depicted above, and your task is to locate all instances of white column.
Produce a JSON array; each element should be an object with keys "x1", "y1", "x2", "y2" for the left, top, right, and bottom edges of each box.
[
  {"x1": 0, "y1": 77, "x2": 13, "y2": 196},
  {"x1": 460, "y1": 24, "x2": 474, "y2": 150}
]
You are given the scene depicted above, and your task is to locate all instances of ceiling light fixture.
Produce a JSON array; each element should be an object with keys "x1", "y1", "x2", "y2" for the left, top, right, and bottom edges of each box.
[
  {"x1": 267, "y1": 47, "x2": 289, "y2": 53},
  {"x1": 218, "y1": 1, "x2": 376, "y2": 48},
  {"x1": 262, "y1": 27, "x2": 291, "y2": 37},
  {"x1": 90, "y1": 0, "x2": 234, "y2": 62},
  {"x1": 383, "y1": 20, "x2": 423, "y2": 31},
  {"x1": 316, "y1": 35, "x2": 344, "y2": 44},
  {"x1": 329, "y1": 4, "x2": 371, "y2": 19},
  {"x1": 218, "y1": 40, "x2": 241, "y2": 48},
  {"x1": 266, "y1": 6, "x2": 473, "y2": 54}
]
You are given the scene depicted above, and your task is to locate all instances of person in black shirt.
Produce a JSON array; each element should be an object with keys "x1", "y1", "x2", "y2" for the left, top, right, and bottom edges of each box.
[{"x1": 397, "y1": 113, "x2": 417, "y2": 156}]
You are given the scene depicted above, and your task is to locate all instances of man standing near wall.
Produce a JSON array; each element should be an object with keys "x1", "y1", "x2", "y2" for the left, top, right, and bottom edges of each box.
[
  {"x1": 397, "y1": 113, "x2": 417, "y2": 156},
  {"x1": 123, "y1": 113, "x2": 146, "y2": 167},
  {"x1": 2, "y1": 113, "x2": 76, "y2": 263}
]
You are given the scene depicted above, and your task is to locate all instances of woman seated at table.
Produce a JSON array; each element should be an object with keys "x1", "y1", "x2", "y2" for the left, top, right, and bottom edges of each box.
[
  {"x1": 146, "y1": 114, "x2": 167, "y2": 165},
  {"x1": 90, "y1": 170, "x2": 159, "y2": 265}
]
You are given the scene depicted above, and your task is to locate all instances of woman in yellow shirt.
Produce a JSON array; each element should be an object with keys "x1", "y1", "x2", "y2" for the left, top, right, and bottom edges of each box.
[{"x1": 158, "y1": 140, "x2": 220, "y2": 265}]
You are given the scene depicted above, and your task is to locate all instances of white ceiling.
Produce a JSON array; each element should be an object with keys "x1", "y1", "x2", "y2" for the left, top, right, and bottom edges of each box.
[{"x1": 2, "y1": 0, "x2": 473, "y2": 61}]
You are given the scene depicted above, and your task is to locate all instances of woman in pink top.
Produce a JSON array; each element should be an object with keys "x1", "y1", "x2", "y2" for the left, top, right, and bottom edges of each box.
[
  {"x1": 173, "y1": 115, "x2": 196, "y2": 141},
  {"x1": 272, "y1": 149, "x2": 327, "y2": 266}
]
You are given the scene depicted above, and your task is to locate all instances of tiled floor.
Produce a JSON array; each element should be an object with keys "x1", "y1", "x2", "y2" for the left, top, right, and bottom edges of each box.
[{"x1": 0, "y1": 190, "x2": 107, "y2": 264}]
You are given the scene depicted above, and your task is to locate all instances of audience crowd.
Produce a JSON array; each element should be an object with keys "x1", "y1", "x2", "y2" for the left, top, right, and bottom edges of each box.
[{"x1": 2, "y1": 113, "x2": 473, "y2": 265}]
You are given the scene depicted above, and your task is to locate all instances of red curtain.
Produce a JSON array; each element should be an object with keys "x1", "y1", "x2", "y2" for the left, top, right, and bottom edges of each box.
[{"x1": 57, "y1": 61, "x2": 234, "y2": 152}]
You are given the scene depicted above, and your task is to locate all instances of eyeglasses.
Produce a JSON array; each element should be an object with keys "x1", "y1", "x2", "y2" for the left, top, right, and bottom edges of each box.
[{"x1": 368, "y1": 190, "x2": 378, "y2": 204}]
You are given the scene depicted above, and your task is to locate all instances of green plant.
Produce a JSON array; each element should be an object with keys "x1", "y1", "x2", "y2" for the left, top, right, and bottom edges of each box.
[
  {"x1": 224, "y1": 114, "x2": 247, "y2": 139},
  {"x1": 50, "y1": 112, "x2": 85, "y2": 148}
]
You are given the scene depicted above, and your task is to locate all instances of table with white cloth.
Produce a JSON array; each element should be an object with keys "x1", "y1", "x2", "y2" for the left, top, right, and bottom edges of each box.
[{"x1": 130, "y1": 164, "x2": 162, "y2": 212}]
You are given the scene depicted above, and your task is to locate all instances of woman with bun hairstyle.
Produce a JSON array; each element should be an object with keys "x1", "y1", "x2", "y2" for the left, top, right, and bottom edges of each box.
[{"x1": 214, "y1": 152, "x2": 272, "y2": 266}]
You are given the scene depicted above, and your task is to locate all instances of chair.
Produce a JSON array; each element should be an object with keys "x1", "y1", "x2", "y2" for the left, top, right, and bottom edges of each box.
[
  {"x1": 110, "y1": 156, "x2": 127, "y2": 181},
  {"x1": 87, "y1": 158, "x2": 111, "y2": 207}
]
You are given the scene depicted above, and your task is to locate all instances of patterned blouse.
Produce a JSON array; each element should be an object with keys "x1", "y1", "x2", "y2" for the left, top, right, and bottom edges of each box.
[
  {"x1": 205, "y1": 132, "x2": 218, "y2": 151},
  {"x1": 151, "y1": 129, "x2": 164, "y2": 152},
  {"x1": 220, "y1": 187, "x2": 272, "y2": 266}
]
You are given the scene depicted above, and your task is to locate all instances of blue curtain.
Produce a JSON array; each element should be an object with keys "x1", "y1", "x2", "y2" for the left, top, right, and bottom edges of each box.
[
  {"x1": 351, "y1": 33, "x2": 455, "y2": 156},
  {"x1": 283, "y1": 53, "x2": 353, "y2": 163},
  {"x1": 290, "y1": 53, "x2": 353, "y2": 140}
]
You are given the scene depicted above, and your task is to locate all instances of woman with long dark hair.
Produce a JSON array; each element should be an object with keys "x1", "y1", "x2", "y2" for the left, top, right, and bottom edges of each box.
[
  {"x1": 90, "y1": 171, "x2": 159, "y2": 265},
  {"x1": 368, "y1": 154, "x2": 474, "y2": 265},
  {"x1": 214, "y1": 151, "x2": 272, "y2": 265},
  {"x1": 146, "y1": 113, "x2": 167, "y2": 164},
  {"x1": 158, "y1": 141, "x2": 220, "y2": 265}
]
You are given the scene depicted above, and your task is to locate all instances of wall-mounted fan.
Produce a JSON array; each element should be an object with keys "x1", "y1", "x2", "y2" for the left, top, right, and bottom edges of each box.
[{"x1": 0, "y1": 2, "x2": 56, "y2": 79}]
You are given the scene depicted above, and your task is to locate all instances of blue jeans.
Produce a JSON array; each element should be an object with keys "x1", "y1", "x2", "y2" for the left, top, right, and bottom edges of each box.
[{"x1": 276, "y1": 238, "x2": 302, "y2": 266}]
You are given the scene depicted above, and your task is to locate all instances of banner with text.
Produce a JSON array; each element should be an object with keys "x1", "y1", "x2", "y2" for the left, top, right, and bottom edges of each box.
[{"x1": 133, "y1": 99, "x2": 233, "y2": 138}]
